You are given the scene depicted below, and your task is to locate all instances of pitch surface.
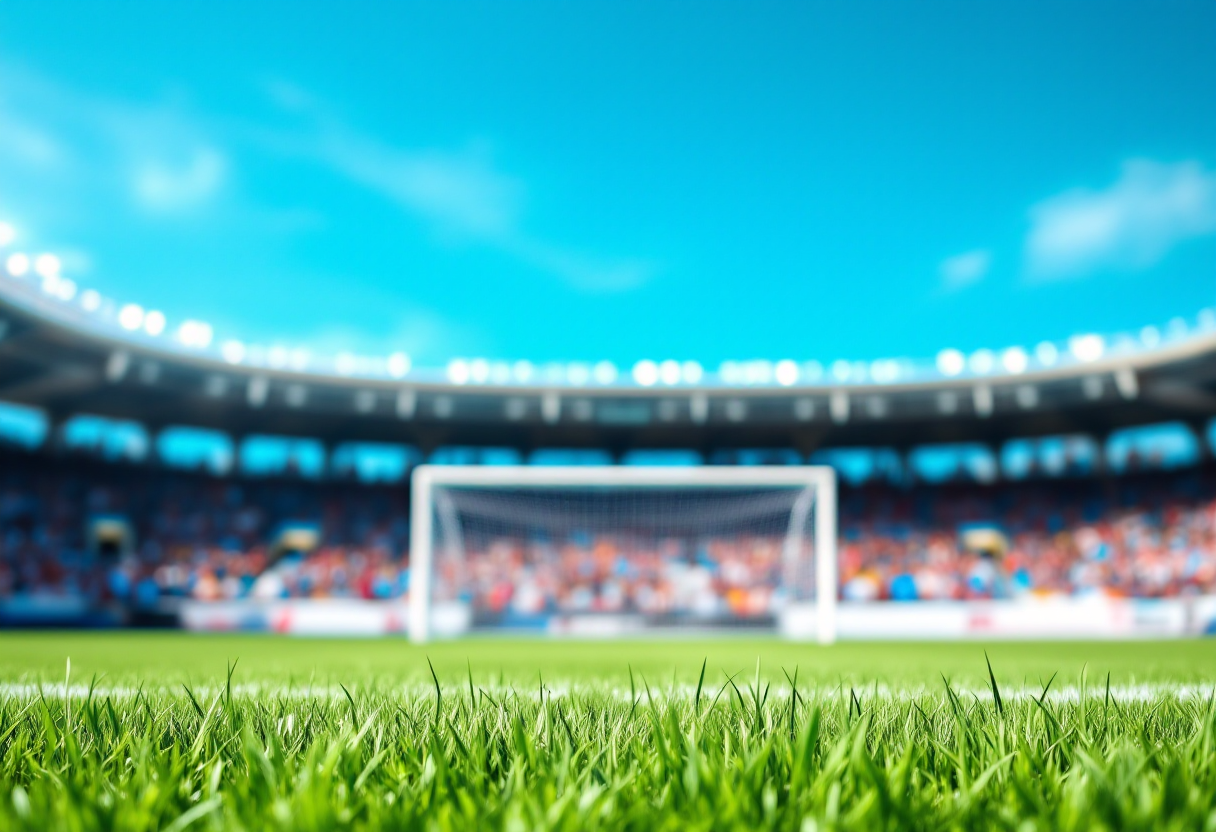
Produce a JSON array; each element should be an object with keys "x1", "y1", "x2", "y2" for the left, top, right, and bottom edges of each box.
[{"x1": 2, "y1": 634, "x2": 1215, "y2": 830}]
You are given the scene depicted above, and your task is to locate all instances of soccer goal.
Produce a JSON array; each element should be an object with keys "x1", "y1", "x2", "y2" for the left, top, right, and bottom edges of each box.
[{"x1": 408, "y1": 465, "x2": 837, "y2": 643}]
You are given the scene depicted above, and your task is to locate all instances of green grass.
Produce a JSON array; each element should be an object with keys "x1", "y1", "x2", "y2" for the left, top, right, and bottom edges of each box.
[{"x1": 3, "y1": 633, "x2": 1216, "y2": 830}]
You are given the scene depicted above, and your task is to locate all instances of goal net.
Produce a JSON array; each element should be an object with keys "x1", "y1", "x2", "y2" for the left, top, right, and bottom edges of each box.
[{"x1": 408, "y1": 465, "x2": 837, "y2": 643}]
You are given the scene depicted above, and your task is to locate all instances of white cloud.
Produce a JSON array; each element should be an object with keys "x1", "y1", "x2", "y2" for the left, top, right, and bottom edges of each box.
[
  {"x1": 263, "y1": 82, "x2": 655, "y2": 292},
  {"x1": 939, "y1": 249, "x2": 991, "y2": 291},
  {"x1": 318, "y1": 133, "x2": 521, "y2": 240},
  {"x1": 134, "y1": 147, "x2": 227, "y2": 211},
  {"x1": 0, "y1": 61, "x2": 232, "y2": 218},
  {"x1": 1025, "y1": 159, "x2": 1216, "y2": 279},
  {"x1": 0, "y1": 111, "x2": 65, "y2": 167}
]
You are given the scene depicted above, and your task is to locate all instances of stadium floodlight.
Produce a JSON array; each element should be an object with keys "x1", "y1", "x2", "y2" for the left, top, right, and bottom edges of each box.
[
  {"x1": 775, "y1": 359, "x2": 799, "y2": 386},
  {"x1": 681, "y1": 360, "x2": 703, "y2": 384},
  {"x1": 5, "y1": 252, "x2": 30, "y2": 277},
  {"x1": 1035, "y1": 341, "x2": 1059, "y2": 366},
  {"x1": 387, "y1": 351, "x2": 411, "y2": 379},
  {"x1": 490, "y1": 361, "x2": 511, "y2": 384},
  {"x1": 118, "y1": 303, "x2": 145, "y2": 331},
  {"x1": 592, "y1": 360, "x2": 618, "y2": 385},
  {"x1": 744, "y1": 360, "x2": 774, "y2": 385},
  {"x1": 718, "y1": 361, "x2": 741, "y2": 384},
  {"x1": 143, "y1": 310, "x2": 166, "y2": 336},
  {"x1": 408, "y1": 464, "x2": 837, "y2": 644},
  {"x1": 658, "y1": 360, "x2": 681, "y2": 385},
  {"x1": 566, "y1": 362, "x2": 591, "y2": 386},
  {"x1": 177, "y1": 320, "x2": 213, "y2": 349},
  {"x1": 54, "y1": 278, "x2": 76, "y2": 302},
  {"x1": 1001, "y1": 347, "x2": 1028, "y2": 374},
  {"x1": 221, "y1": 340, "x2": 246, "y2": 364},
  {"x1": 632, "y1": 359, "x2": 659, "y2": 386},
  {"x1": 34, "y1": 253, "x2": 60, "y2": 278},
  {"x1": 936, "y1": 349, "x2": 965, "y2": 377},
  {"x1": 336, "y1": 352, "x2": 358, "y2": 376},
  {"x1": 0, "y1": 222, "x2": 14, "y2": 247},
  {"x1": 470, "y1": 358, "x2": 491, "y2": 384},
  {"x1": 1068, "y1": 334, "x2": 1105, "y2": 363},
  {"x1": 968, "y1": 349, "x2": 995, "y2": 375},
  {"x1": 80, "y1": 289, "x2": 102, "y2": 312},
  {"x1": 830, "y1": 360, "x2": 851, "y2": 382},
  {"x1": 870, "y1": 359, "x2": 900, "y2": 384},
  {"x1": 511, "y1": 360, "x2": 535, "y2": 383},
  {"x1": 445, "y1": 359, "x2": 469, "y2": 384}
]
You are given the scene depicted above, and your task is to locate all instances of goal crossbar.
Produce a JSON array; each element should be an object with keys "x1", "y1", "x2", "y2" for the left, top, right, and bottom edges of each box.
[{"x1": 408, "y1": 464, "x2": 837, "y2": 643}]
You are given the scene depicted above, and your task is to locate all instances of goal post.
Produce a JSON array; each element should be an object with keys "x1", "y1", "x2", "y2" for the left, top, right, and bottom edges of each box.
[{"x1": 408, "y1": 464, "x2": 837, "y2": 643}]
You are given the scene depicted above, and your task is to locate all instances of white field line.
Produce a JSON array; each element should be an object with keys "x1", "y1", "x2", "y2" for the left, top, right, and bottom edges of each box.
[{"x1": 0, "y1": 680, "x2": 1212, "y2": 705}]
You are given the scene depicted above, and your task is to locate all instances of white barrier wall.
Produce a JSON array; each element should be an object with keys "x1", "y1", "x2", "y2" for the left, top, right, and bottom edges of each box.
[
  {"x1": 179, "y1": 596, "x2": 1216, "y2": 638},
  {"x1": 782, "y1": 596, "x2": 1216, "y2": 640}
]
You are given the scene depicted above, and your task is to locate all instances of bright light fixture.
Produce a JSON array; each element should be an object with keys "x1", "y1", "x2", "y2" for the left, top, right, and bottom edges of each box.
[
  {"x1": 566, "y1": 362, "x2": 590, "y2": 386},
  {"x1": 1001, "y1": 347, "x2": 1028, "y2": 374},
  {"x1": 5, "y1": 253, "x2": 29, "y2": 277},
  {"x1": 632, "y1": 359, "x2": 658, "y2": 386},
  {"x1": 177, "y1": 320, "x2": 214, "y2": 349},
  {"x1": 80, "y1": 290, "x2": 102, "y2": 312},
  {"x1": 1068, "y1": 334, "x2": 1105, "y2": 363},
  {"x1": 935, "y1": 349, "x2": 965, "y2": 376},
  {"x1": 144, "y1": 310, "x2": 166, "y2": 336},
  {"x1": 968, "y1": 349, "x2": 995, "y2": 375},
  {"x1": 592, "y1": 360, "x2": 618, "y2": 385},
  {"x1": 34, "y1": 254, "x2": 60, "y2": 278},
  {"x1": 774, "y1": 359, "x2": 799, "y2": 386},
  {"x1": 387, "y1": 352, "x2": 411, "y2": 378},
  {"x1": 718, "y1": 361, "x2": 741, "y2": 384},
  {"x1": 118, "y1": 303, "x2": 145, "y2": 331},
  {"x1": 0, "y1": 222, "x2": 14, "y2": 247},
  {"x1": 447, "y1": 358, "x2": 470, "y2": 384},
  {"x1": 512, "y1": 360, "x2": 534, "y2": 383},
  {"x1": 470, "y1": 358, "x2": 491, "y2": 384},
  {"x1": 1035, "y1": 342, "x2": 1059, "y2": 366},
  {"x1": 221, "y1": 340, "x2": 246, "y2": 364},
  {"x1": 658, "y1": 360, "x2": 681, "y2": 385},
  {"x1": 681, "y1": 360, "x2": 703, "y2": 384}
]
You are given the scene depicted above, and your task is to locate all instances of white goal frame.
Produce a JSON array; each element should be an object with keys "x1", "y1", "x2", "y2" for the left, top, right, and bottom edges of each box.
[{"x1": 408, "y1": 464, "x2": 837, "y2": 644}]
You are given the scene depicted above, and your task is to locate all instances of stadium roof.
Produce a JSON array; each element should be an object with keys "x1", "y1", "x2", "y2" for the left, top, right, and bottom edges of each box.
[{"x1": 2, "y1": 254, "x2": 1216, "y2": 454}]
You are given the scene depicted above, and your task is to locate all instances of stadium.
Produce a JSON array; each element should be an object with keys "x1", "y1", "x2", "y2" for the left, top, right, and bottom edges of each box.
[{"x1": 3, "y1": 3, "x2": 1216, "y2": 830}]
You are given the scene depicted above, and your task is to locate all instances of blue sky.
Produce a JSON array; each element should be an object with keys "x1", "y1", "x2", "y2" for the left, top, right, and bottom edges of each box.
[{"x1": 0, "y1": 1, "x2": 1213, "y2": 368}]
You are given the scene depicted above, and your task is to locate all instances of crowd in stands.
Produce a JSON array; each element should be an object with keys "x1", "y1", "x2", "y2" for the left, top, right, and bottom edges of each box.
[
  {"x1": 442, "y1": 533, "x2": 787, "y2": 621},
  {"x1": 5, "y1": 446, "x2": 1216, "y2": 624},
  {"x1": 0, "y1": 451, "x2": 410, "y2": 613}
]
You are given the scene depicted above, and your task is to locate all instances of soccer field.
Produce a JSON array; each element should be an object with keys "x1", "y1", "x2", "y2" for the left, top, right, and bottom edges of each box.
[{"x1": 3, "y1": 633, "x2": 1216, "y2": 830}]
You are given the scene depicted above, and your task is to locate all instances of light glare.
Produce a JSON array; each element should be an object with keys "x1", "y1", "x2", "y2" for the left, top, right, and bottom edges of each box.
[
  {"x1": 936, "y1": 349, "x2": 965, "y2": 376},
  {"x1": 774, "y1": 359, "x2": 799, "y2": 386},
  {"x1": 1069, "y1": 334, "x2": 1105, "y2": 363},
  {"x1": 1001, "y1": 347, "x2": 1028, "y2": 374},
  {"x1": 5, "y1": 252, "x2": 30, "y2": 276},
  {"x1": 632, "y1": 359, "x2": 658, "y2": 386},
  {"x1": 144, "y1": 310, "x2": 166, "y2": 336},
  {"x1": 118, "y1": 304, "x2": 145, "y2": 331},
  {"x1": 387, "y1": 352, "x2": 411, "y2": 378}
]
